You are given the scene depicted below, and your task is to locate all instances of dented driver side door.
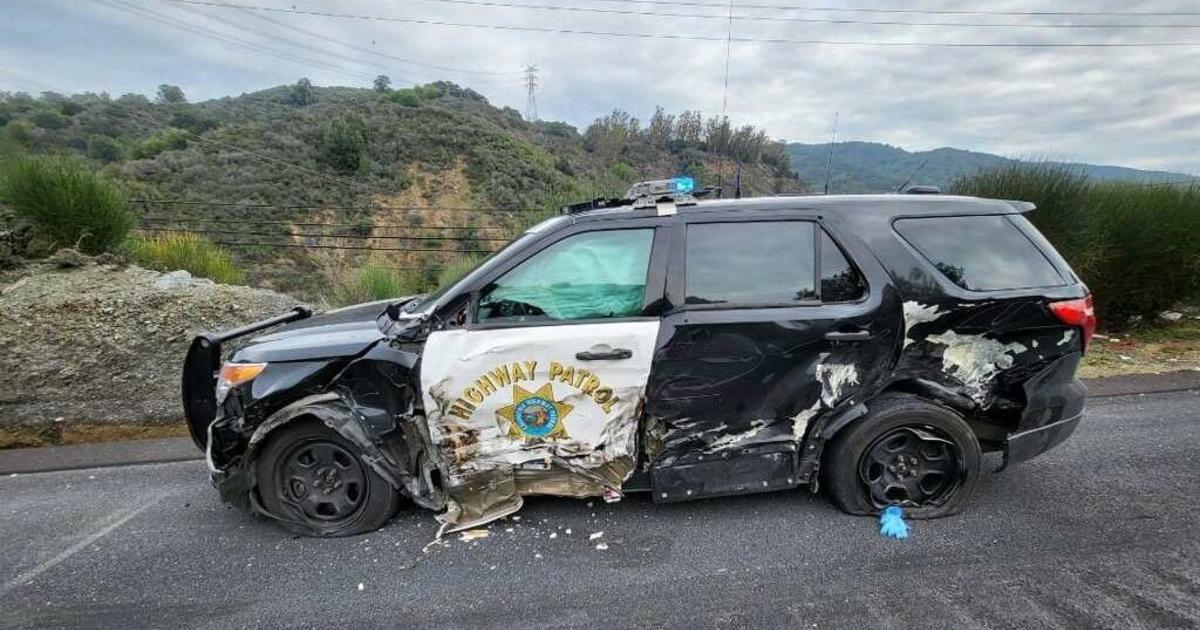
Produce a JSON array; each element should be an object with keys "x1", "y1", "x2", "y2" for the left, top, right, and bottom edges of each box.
[{"x1": 418, "y1": 221, "x2": 671, "y2": 528}]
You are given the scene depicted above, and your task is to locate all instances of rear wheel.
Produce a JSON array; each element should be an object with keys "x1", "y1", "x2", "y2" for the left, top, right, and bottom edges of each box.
[
  {"x1": 256, "y1": 421, "x2": 400, "y2": 537},
  {"x1": 822, "y1": 394, "x2": 981, "y2": 518}
]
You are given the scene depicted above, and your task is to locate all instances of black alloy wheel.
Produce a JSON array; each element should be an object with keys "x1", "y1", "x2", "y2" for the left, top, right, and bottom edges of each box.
[
  {"x1": 858, "y1": 425, "x2": 962, "y2": 508},
  {"x1": 822, "y1": 394, "x2": 982, "y2": 518}
]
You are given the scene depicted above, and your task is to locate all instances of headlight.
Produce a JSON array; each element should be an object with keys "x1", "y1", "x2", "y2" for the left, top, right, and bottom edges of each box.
[{"x1": 215, "y1": 362, "x2": 267, "y2": 404}]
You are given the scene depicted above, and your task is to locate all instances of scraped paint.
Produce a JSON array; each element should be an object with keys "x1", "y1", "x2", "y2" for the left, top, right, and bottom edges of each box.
[
  {"x1": 927, "y1": 331, "x2": 1028, "y2": 403},
  {"x1": 902, "y1": 301, "x2": 943, "y2": 349}
]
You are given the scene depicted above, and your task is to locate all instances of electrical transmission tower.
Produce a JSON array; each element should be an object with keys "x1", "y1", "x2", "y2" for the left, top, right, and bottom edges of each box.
[{"x1": 523, "y1": 64, "x2": 538, "y2": 122}]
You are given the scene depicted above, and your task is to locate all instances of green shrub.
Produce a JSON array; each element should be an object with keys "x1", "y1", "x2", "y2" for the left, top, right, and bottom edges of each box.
[
  {"x1": 329, "y1": 262, "x2": 419, "y2": 306},
  {"x1": 87, "y1": 134, "x2": 124, "y2": 162},
  {"x1": 389, "y1": 89, "x2": 423, "y2": 108},
  {"x1": 1, "y1": 154, "x2": 134, "y2": 254},
  {"x1": 130, "y1": 232, "x2": 243, "y2": 284},
  {"x1": 131, "y1": 128, "x2": 189, "y2": 159},
  {"x1": 319, "y1": 115, "x2": 369, "y2": 173},
  {"x1": 436, "y1": 254, "x2": 484, "y2": 289},
  {"x1": 951, "y1": 164, "x2": 1200, "y2": 325}
]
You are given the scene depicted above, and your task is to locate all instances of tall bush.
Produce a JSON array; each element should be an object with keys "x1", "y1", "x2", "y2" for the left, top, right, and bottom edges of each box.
[
  {"x1": 436, "y1": 254, "x2": 484, "y2": 289},
  {"x1": 951, "y1": 164, "x2": 1200, "y2": 324},
  {"x1": 329, "y1": 262, "x2": 419, "y2": 306},
  {"x1": 1, "y1": 154, "x2": 134, "y2": 254},
  {"x1": 130, "y1": 232, "x2": 242, "y2": 284}
]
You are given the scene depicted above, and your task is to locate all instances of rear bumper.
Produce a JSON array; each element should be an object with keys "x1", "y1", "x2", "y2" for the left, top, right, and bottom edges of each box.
[{"x1": 1003, "y1": 410, "x2": 1082, "y2": 467}]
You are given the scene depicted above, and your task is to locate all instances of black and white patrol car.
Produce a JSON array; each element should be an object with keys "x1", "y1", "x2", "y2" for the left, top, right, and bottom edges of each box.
[{"x1": 183, "y1": 179, "x2": 1093, "y2": 536}]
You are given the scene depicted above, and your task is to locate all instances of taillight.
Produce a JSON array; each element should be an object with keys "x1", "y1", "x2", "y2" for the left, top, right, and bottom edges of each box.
[{"x1": 1050, "y1": 295, "x2": 1096, "y2": 350}]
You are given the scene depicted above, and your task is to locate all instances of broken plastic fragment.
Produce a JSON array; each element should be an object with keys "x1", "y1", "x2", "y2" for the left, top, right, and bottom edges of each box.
[
  {"x1": 458, "y1": 529, "x2": 490, "y2": 542},
  {"x1": 879, "y1": 506, "x2": 909, "y2": 540},
  {"x1": 603, "y1": 488, "x2": 622, "y2": 503},
  {"x1": 595, "y1": 543, "x2": 609, "y2": 550},
  {"x1": 589, "y1": 531, "x2": 604, "y2": 540}
]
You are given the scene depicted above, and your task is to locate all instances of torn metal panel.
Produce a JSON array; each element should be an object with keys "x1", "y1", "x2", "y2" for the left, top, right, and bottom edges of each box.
[
  {"x1": 925, "y1": 330, "x2": 1029, "y2": 404},
  {"x1": 419, "y1": 321, "x2": 659, "y2": 529}
]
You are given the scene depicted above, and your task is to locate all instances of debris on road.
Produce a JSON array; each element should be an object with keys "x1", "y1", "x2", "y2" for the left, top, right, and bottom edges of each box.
[
  {"x1": 595, "y1": 543, "x2": 609, "y2": 550},
  {"x1": 589, "y1": 531, "x2": 603, "y2": 540},
  {"x1": 879, "y1": 506, "x2": 909, "y2": 540},
  {"x1": 458, "y1": 529, "x2": 489, "y2": 542}
]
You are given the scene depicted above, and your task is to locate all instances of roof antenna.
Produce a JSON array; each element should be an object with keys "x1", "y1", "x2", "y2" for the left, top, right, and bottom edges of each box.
[
  {"x1": 897, "y1": 158, "x2": 930, "y2": 193},
  {"x1": 823, "y1": 110, "x2": 838, "y2": 195}
]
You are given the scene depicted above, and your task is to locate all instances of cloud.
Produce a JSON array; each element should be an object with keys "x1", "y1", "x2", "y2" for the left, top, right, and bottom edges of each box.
[{"x1": 3, "y1": 0, "x2": 1198, "y2": 173}]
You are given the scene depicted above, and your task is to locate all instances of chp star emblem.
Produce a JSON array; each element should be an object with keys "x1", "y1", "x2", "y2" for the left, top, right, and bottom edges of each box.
[{"x1": 496, "y1": 383, "x2": 574, "y2": 439}]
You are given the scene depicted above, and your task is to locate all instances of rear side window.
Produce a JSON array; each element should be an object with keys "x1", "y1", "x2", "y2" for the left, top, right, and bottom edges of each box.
[
  {"x1": 821, "y1": 231, "x2": 866, "y2": 302},
  {"x1": 686, "y1": 221, "x2": 816, "y2": 305},
  {"x1": 894, "y1": 215, "x2": 1066, "y2": 291}
]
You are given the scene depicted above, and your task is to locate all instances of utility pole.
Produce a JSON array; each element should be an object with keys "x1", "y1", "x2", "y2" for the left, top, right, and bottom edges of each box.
[
  {"x1": 823, "y1": 110, "x2": 839, "y2": 195},
  {"x1": 524, "y1": 64, "x2": 539, "y2": 122}
]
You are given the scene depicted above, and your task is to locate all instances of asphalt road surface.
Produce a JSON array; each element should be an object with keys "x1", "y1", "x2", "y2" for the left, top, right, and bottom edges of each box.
[{"x1": 2, "y1": 390, "x2": 1198, "y2": 630}]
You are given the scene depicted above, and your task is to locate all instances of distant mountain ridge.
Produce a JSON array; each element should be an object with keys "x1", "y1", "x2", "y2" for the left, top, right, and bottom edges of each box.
[{"x1": 786, "y1": 141, "x2": 1193, "y2": 194}]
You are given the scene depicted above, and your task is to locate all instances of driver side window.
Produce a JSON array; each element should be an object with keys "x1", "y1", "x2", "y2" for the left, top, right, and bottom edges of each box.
[{"x1": 477, "y1": 229, "x2": 654, "y2": 324}]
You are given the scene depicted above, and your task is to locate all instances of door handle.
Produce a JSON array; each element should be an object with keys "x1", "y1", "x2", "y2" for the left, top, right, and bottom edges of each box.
[
  {"x1": 576, "y1": 345, "x2": 633, "y2": 361},
  {"x1": 824, "y1": 330, "x2": 872, "y2": 342}
]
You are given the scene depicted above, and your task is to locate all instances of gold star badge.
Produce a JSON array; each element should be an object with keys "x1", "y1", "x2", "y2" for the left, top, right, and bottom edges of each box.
[{"x1": 496, "y1": 383, "x2": 574, "y2": 440}]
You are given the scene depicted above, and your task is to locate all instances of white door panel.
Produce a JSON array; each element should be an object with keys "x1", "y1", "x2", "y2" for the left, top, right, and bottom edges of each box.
[{"x1": 420, "y1": 320, "x2": 659, "y2": 478}]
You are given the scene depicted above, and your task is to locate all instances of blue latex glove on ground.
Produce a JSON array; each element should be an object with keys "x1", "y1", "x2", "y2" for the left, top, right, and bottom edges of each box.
[{"x1": 879, "y1": 505, "x2": 909, "y2": 539}]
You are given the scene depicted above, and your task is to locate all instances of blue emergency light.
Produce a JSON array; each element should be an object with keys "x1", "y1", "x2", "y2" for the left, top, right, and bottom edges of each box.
[{"x1": 672, "y1": 176, "x2": 695, "y2": 195}]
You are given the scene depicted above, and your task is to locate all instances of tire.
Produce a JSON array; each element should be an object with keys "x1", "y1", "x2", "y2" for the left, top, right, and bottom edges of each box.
[
  {"x1": 256, "y1": 420, "x2": 400, "y2": 537},
  {"x1": 822, "y1": 394, "x2": 981, "y2": 519}
]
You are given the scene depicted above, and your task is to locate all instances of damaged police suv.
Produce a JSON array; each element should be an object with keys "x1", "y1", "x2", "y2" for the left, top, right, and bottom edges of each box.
[{"x1": 183, "y1": 179, "x2": 1093, "y2": 536}]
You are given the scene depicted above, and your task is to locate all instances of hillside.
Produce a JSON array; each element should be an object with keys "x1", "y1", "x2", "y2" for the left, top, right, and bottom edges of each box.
[
  {"x1": 787, "y1": 141, "x2": 1193, "y2": 194},
  {"x1": 0, "y1": 82, "x2": 801, "y2": 297}
]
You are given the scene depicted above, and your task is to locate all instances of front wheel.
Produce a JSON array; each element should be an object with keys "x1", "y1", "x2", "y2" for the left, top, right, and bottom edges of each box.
[
  {"x1": 256, "y1": 420, "x2": 400, "y2": 537},
  {"x1": 822, "y1": 394, "x2": 981, "y2": 518}
]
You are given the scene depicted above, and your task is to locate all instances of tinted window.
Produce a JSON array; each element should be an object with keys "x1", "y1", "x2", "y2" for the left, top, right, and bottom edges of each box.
[
  {"x1": 820, "y1": 230, "x2": 866, "y2": 302},
  {"x1": 686, "y1": 221, "x2": 816, "y2": 305},
  {"x1": 895, "y1": 215, "x2": 1066, "y2": 291},
  {"x1": 478, "y1": 229, "x2": 653, "y2": 323}
]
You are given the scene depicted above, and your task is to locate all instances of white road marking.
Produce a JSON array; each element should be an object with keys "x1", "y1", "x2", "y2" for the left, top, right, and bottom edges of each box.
[{"x1": 0, "y1": 495, "x2": 162, "y2": 596}]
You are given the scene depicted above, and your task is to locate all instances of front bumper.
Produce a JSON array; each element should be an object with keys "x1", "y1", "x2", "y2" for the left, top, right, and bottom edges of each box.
[
  {"x1": 181, "y1": 306, "x2": 312, "y2": 450},
  {"x1": 1003, "y1": 411, "x2": 1083, "y2": 467}
]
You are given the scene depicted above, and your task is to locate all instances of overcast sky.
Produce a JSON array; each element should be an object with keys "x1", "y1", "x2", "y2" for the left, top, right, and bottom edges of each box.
[{"x1": 3, "y1": 0, "x2": 1198, "y2": 174}]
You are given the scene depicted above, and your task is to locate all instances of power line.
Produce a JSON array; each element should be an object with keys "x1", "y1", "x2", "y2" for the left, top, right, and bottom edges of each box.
[
  {"x1": 153, "y1": 0, "x2": 1200, "y2": 47},
  {"x1": 138, "y1": 216, "x2": 517, "y2": 230},
  {"x1": 389, "y1": 0, "x2": 1200, "y2": 29},
  {"x1": 477, "y1": 0, "x2": 1200, "y2": 17},
  {"x1": 138, "y1": 226, "x2": 513, "y2": 241},
  {"x1": 97, "y1": 0, "x2": 377, "y2": 81},
  {"x1": 130, "y1": 198, "x2": 542, "y2": 212},
  {"x1": 134, "y1": 235, "x2": 497, "y2": 252},
  {"x1": 225, "y1": 3, "x2": 520, "y2": 78}
]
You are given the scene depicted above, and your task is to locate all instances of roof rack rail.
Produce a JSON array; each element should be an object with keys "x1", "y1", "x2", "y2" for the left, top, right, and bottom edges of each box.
[{"x1": 560, "y1": 177, "x2": 718, "y2": 215}]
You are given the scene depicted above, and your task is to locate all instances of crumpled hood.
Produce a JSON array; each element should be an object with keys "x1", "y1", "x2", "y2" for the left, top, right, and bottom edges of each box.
[{"x1": 232, "y1": 299, "x2": 404, "y2": 363}]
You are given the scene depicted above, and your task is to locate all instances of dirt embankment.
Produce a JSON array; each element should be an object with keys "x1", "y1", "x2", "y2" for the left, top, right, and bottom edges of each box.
[{"x1": 0, "y1": 257, "x2": 299, "y2": 448}]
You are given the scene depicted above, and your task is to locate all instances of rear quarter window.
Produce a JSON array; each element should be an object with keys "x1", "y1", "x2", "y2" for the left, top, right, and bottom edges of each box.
[{"x1": 894, "y1": 214, "x2": 1067, "y2": 291}]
